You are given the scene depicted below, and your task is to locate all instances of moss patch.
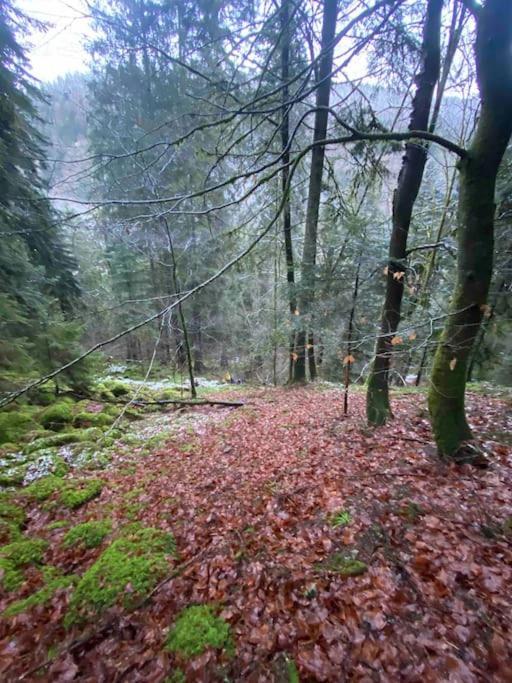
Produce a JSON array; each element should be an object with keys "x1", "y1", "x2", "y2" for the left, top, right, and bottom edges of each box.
[
  {"x1": 63, "y1": 520, "x2": 111, "y2": 549},
  {"x1": 0, "y1": 537, "x2": 48, "y2": 592},
  {"x1": 317, "y1": 552, "x2": 367, "y2": 577},
  {"x1": 59, "y1": 479, "x2": 104, "y2": 509},
  {"x1": 24, "y1": 476, "x2": 104, "y2": 508},
  {"x1": 25, "y1": 428, "x2": 103, "y2": 454},
  {"x1": 3, "y1": 569, "x2": 75, "y2": 617},
  {"x1": 0, "y1": 558, "x2": 24, "y2": 591},
  {"x1": 24, "y1": 475, "x2": 65, "y2": 501},
  {"x1": 166, "y1": 605, "x2": 234, "y2": 660},
  {"x1": 39, "y1": 403, "x2": 73, "y2": 431},
  {"x1": 0, "y1": 410, "x2": 37, "y2": 445},
  {"x1": 0, "y1": 499, "x2": 25, "y2": 543},
  {"x1": 1, "y1": 537, "x2": 48, "y2": 566},
  {"x1": 65, "y1": 524, "x2": 175, "y2": 625}
]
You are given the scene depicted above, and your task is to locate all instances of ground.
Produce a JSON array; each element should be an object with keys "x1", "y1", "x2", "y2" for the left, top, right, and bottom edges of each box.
[{"x1": 0, "y1": 386, "x2": 511, "y2": 681}]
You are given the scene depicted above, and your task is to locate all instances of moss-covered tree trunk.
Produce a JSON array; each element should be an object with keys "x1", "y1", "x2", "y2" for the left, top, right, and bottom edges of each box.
[
  {"x1": 292, "y1": 0, "x2": 337, "y2": 383},
  {"x1": 428, "y1": 0, "x2": 512, "y2": 458},
  {"x1": 366, "y1": 0, "x2": 442, "y2": 425}
]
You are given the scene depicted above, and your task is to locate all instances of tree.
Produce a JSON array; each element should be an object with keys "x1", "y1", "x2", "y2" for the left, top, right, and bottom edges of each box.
[
  {"x1": 0, "y1": 1, "x2": 84, "y2": 393},
  {"x1": 428, "y1": 0, "x2": 512, "y2": 459},
  {"x1": 366, "y1": 0, "x2": 443, "y2": 424},
  {"x1": 293, "y1": 0, "x2": 338, "y2": 383}
]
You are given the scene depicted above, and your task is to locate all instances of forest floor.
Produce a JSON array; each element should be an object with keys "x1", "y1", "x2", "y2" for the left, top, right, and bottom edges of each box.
[{"x1": 1, "y1": 385, "x2": 511, "y2": 682}]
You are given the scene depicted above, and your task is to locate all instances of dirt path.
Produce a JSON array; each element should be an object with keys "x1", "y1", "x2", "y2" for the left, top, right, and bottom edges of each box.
[{"x1": 1, "y1": 388, "x2": 511, "y2": 681}]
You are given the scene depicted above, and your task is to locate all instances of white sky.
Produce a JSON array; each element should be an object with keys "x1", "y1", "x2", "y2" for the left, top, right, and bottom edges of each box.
[{"x1": 17, "y1": 0, "x2": 92, "y2": 81}]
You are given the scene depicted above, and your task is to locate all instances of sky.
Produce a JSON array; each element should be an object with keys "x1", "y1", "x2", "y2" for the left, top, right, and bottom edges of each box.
[{"x1": 17, "y1": 0, "x2": 92, "y2": 81}]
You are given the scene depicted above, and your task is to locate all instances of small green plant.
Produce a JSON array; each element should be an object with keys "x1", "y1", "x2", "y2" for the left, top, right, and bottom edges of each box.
[
  {"x1": 317, "y1": 552, "x2": 367, "y2": 577},
  {"x1": 0, "y1": 498, "x2": 25, "y2": 541},
  {"x1": 329, "y1": 509, "x2": 352, "y2": 528},
  {"x1": 66, "y1": 524, "x2": 176, "y2": 625},
  {"x1": 286, "y1": 657, "x2": 300, "y2": 683},
  {"x1": 166, "y1": 605, "x2": 234, "y2": 660},
  {"x1": 400, "y1": 501, "x2": 424, "y2": 522},
  {"x1": 63, "y1": 520, "x2": 111, "y2": 549}
]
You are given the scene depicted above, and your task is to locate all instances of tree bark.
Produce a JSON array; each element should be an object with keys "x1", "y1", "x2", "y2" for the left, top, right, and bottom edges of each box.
[
  {"x1": 366, "y1": 0, "x2": 442, "y2": 424},
  {"x1": 428, "y1": 0, "x2": 512, "y2": 458},
  {"x1": 293, "y1": 0, "x2": 337, "y2": 383},
  {"x1": 280, "y1": 0, "x2": 298, "y2": 383}
]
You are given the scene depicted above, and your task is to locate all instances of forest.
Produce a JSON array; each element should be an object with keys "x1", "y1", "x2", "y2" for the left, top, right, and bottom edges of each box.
[{"x1": 0, "y1": 0, "x2": 511, "y2": 680}]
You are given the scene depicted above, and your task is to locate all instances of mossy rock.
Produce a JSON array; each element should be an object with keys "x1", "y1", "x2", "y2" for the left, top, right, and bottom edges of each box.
[
  {"x1": 65, "y1": 524, "x2": 176, "y2": 625},
  {"x1": 317, "y1": 552, "x2": 367, "y2": 577},
  {"x1": 72, "y1": 411, "x2": 114, "y2": 428},
  {"x1": 96, "y1": 380, "x2": 131, "y2": 399},
  {"x1": 24, "y1": 476, "x2": 104, "y2": 508},
  {"x1": 63, "y1": 520, "x2": 111, "y2": 549},
  {"x1": 3, "y1": 568, "x2": 75, "y2": 617},
  {"x1": 23, "y1": 450, "x2": 69, "y2": 481},
  {"x1": 24, "y1": 429, "x2": 102, "y2": 454},
  {"x1": 39, "y1": 403, "x2": 73, "y2": 431},
  {"x1": 166, "y1": 605, "x2": 234, "y2": 660},
  {"x1": 0, "y1": 410, "x2": 38, "y2": 445},
  {"x1": 0, "y1": 464, "x2": 29, "y2": 487}
]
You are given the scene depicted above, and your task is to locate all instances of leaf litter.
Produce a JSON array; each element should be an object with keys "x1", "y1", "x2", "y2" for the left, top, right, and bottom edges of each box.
[{"x1": 0, "y1": 387, "x2": 511, "y2": 681}]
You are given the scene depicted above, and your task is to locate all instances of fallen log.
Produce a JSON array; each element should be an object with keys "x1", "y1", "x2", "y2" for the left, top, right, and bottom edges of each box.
[{"x1": 131, "y1": 398, "x2": 245, "y2": 407}]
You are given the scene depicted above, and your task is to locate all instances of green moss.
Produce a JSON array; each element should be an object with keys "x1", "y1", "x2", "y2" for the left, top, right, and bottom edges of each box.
[
  {"x1": 0, "y1": 499, "x2": 25, "y2": 526},
  {"x1": 73, "y1": 411, "x2": 114, "y2": 428},
  {"x1": 165, "y1": 671, "x2": 186, "y2": 683},
  {"x1": 0, "y1": 499, "x2": 25, "y2": 543},
  {"x1": 46, "y1": 519, "x2": 69, "y2": 531},
  {"x1": 3, "y1": 571, "x2": 75, "y2": 617},
  {"x1": 65, "y1": 524, "x2": 176, "y2": 625},
  {"x1": 317, "y1": 552, "x2": 367, "y2": 577},
  {"x1": 39, "y1": 403, "x2": 73, "y2": 431},
  {"x1": 25, "y1": 430, "x2": 88, "y2": 453},
  {"x1": 59, "y1": 478, "x2": 104, "y2": 509},
  {"x1": 108, "y1": 381, "x2": 130, "y2": 397},
  {"x1": 166, "y1": 605, "x2": 234, "y2": 660},
  {"x1": 0, "y1": 464, "x2": 28, "y2": 487},
  {"x1": 0, "y1": 410, "x2": 37, "y2": 445},
  {"x1": 1, "y1": 538, "x2": 48, "y2": 566},
  {"x1": 24, "y1": 476, "x2": 103, "y2": 508},
  {"x1": 0, "y1": 558, "x2": 24, "y2": 591},
  {"x1": 63, "y1": 520, "x2": 111, "y2": 549},
  {"x1": 24, "y1": 475, "x2": 65, "y2": 501}
]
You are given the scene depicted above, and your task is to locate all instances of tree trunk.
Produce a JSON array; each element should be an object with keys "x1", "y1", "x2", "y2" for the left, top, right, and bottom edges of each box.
[
  {"x1": 428, "y1": 0, "x2": 512, "y2": 458},
  {"x1": 307, "y1": 332, "x2": 317, "y2": 381},
  {"x1": 279, "y1": 0, "x2": 298, "y2": 384},
  {"x1": 293, "y1": 0, "x2": 337, "y2": 383},
  {"x1": 367, "y1": 0, "x2": 442, "y2": 425}
]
